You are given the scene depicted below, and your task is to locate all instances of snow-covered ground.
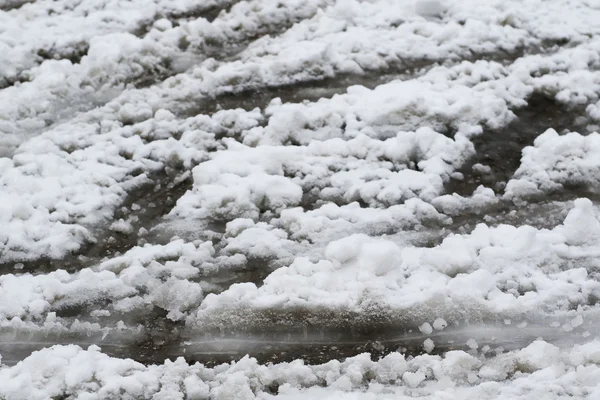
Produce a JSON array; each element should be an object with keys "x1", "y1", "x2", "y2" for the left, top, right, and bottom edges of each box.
[{"x1": 3, "y1": 0, "x2": 600, "y2": 398}]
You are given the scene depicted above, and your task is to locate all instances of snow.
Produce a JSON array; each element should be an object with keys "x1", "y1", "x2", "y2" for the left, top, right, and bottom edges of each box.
[
  {"x1": 433, "y1": 318, "x2": 447, "y2": 330},
  {"x1": 195, "y1": 199, "x2": 600, "y2": 327},
  {"x1": 506, "y1": 129, "x2": 600, "y2": 199},
  {"x1": 1, "y1": 340, "x2": 600, "y2": 399},
  {"x1": 0, "y1": 240, "x2": 212, "y2": 329},
  {"x1": 6, "y1": 0, "x2": 600, "y2": 264},
  {"x1": 419, "y1": 323, "x2": 434, "y2": 335},
  {"x1": 0, "y1": 108, "x2": 263, "y2": 262},
  {"x1": 4, "y1": 0, "x2": 600, "y2": 397},
  {"x1": 0, "y1": 0, "x2": 331, "y2": 152},
  {"x1": 414, "y1": 1, "x2": 447, "y2": 18},
  {"x1": 423, "y1": 338, "x2": 435, "y2": 353},
  {"x1": 168, "y1": 125, "x2": 472, "y2": 225}
]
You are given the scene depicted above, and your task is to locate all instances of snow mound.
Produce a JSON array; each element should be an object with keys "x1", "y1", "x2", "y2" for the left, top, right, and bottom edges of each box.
[
  {"x1": 0, "y1": 240, "x2": 212, "y2": 327},
  {"x1": 506, "y1": 129, "x2": 600, "y2": 199},
  {"x1": 196, "y1": 199, "x2": 600, "y2": 325},
  {"x1": 1, "y1": 340, "x2": 599, "y2": 399}
]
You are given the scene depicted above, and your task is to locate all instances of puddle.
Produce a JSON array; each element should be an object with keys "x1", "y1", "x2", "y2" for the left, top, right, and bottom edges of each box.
[
  {"x1": 3, "y1": 307, "x2": 598, "y2": 368},
  {"x1": 447, "y1": 93, "x2": 590, "y2": 198},
  {"x1": 0, "y1": 328, "x2": 143, "y2": 366},
  {"x1": 431, "y1": 92, "x2": 600, "y2": 236},
  {"x1": 143, "y1": 311, "x2": 600, "y2": 366},
  {"x1": 170, "y1": 321, "x2": 593, "y2": 366}
]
